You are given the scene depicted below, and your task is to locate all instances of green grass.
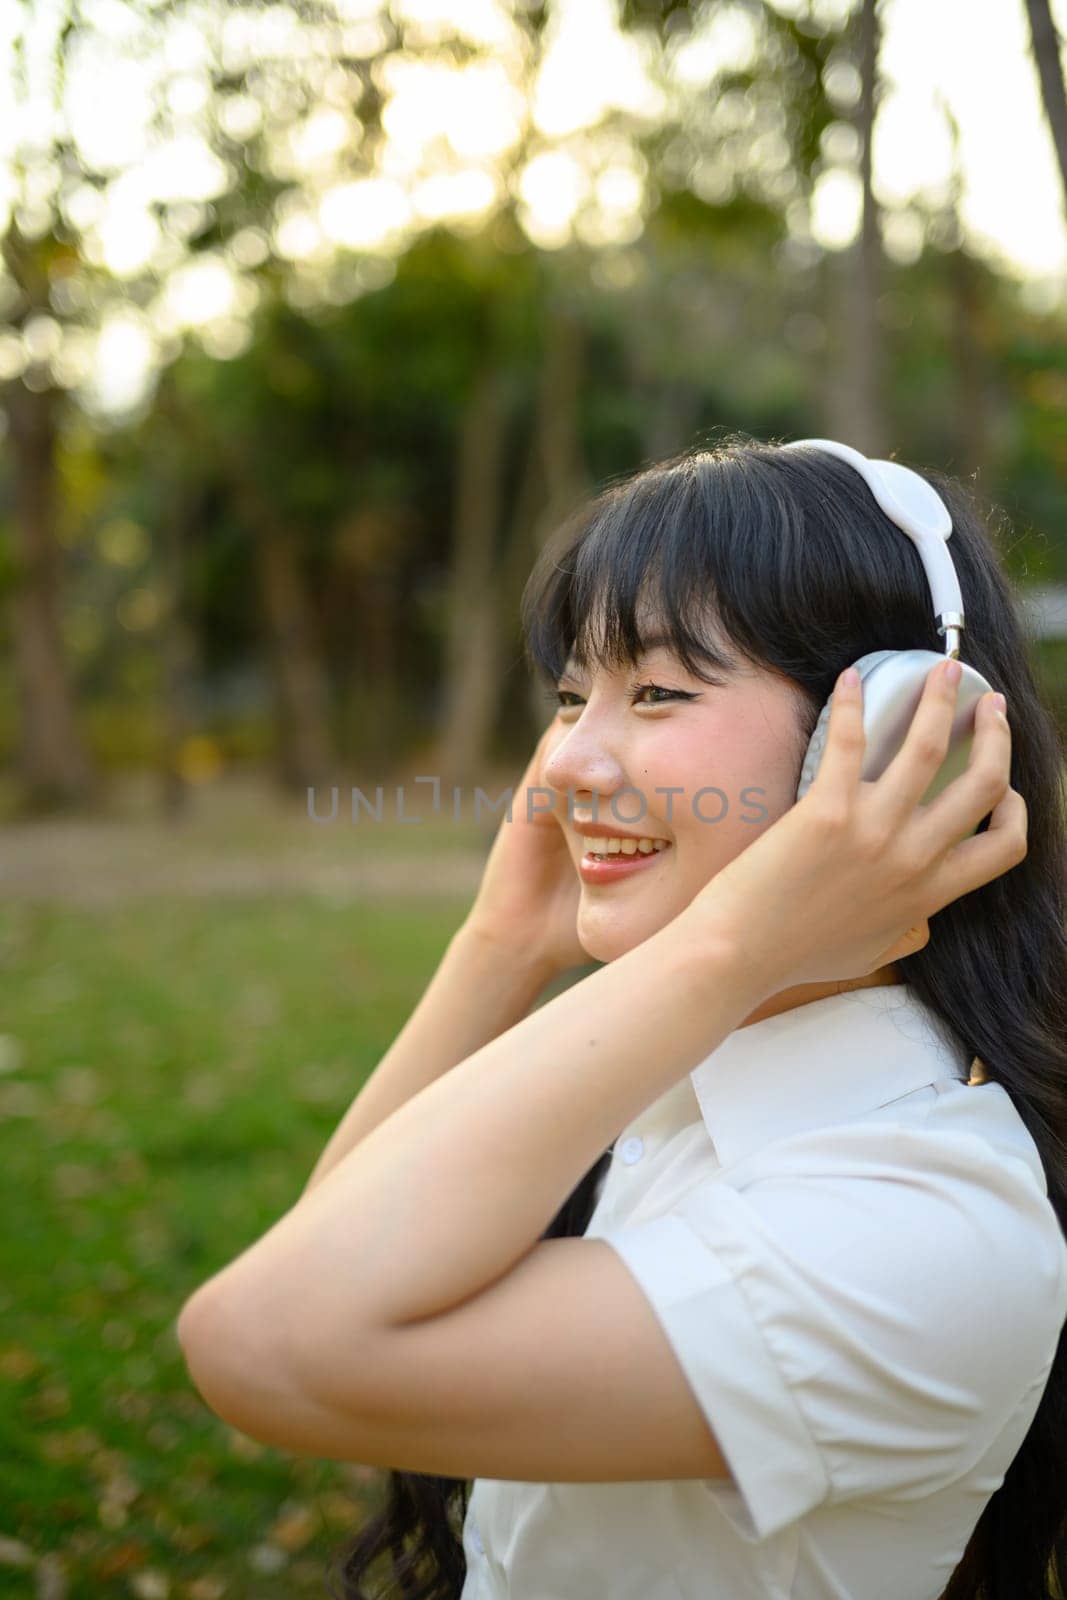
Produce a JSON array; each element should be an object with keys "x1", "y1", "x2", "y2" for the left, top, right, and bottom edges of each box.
[{"x1": 0, "y1": 894, "x2": 474, "y2": 1599}]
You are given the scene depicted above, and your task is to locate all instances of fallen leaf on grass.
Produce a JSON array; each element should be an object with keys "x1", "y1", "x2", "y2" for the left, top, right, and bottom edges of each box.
[
  {"x1": 267, "y1": 1503, "x2": 319, "y2": 1552},
  {"x1": 39, "y1": 1426, "x2": 104, "y2": 1463},
  {"x1": 185, "y1": 1577, "x2": 225, "y2": 1600},
  {"x1": 129, "y1": 1570, "x2": 170, "y2": 1599},
  {"x1": 0, "y1": 1535, "x2": 33, "y2": 1568},
  {"x1": 249, "y1": 1542, "x2": 287, "y2": 1574},
  {"x1": 34, "y1": 1552, "x2": 68, "y2": 1600},
  {"x1": 0, "y1": 1345, "x2": 42, "y2": 1381},
  {"x1": 92, "y1": 1540, "x2": 150, "y2": 1580},
  {"x1": 319, "y1": 1492, "x2": 367, "y2": 1526}
]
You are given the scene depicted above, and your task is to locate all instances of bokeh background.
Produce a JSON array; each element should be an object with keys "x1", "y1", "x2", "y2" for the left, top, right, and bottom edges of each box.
[{"x1": 2, "y1": 0, "x2": 1067, "y2": 1596}]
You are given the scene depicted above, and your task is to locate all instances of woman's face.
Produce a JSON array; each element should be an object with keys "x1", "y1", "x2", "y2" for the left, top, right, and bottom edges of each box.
[{"x1": 541, "y1": 635, "x2": 813, "y2": 964}]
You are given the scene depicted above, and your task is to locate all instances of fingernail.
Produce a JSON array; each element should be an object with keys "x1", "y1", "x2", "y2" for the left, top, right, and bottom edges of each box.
[
  {"x1": 944, "y1": 659, "x2": 962, "y2": 685},
  {"x1": 840, "y1": 666, "x2": 860, "y2": 688},
  {"x1": 990, "y1": 692, "x2": 1007, "y2": 714}
]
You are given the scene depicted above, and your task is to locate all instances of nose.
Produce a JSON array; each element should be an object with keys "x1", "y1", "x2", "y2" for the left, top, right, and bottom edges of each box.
[{"x1": 542, "y1": 715, "x2": 630, "y2": 820}]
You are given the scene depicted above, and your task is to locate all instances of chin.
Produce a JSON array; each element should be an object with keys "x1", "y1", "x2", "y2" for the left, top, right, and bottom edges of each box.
[{"x1": 576, "y1": 906, "x2": 674, "y2": 964}]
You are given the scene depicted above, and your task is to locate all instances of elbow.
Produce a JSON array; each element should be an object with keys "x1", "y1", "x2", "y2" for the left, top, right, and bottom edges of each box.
[
  {"x1": 176, "y1": 1285, "x2": 213, "y2": 1358},
  {"x1": 176, "y1": 1279, "x2": 231, "y2": 1373},
  {"x1": 175, "y1": 1283, "x2": 346, "y2": 1453},
  {"x1": 177, "y1": 1287, "x2": 250, "y2": 1427}
]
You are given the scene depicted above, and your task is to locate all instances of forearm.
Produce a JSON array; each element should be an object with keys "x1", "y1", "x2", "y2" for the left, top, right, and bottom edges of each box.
[
  {"x1": 299, "y1": 921, "x2": 557, "y2": 1199},
  {"x1": 207, "y1": 905, "x2": 767, "y2": 1345}
]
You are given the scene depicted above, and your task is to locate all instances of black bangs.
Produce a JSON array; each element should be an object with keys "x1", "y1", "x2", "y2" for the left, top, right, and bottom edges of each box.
[
  {"x1": 519, "y1": 433, "x2": 977, "y2": 715},
  {"x1": 519, "y1": 451, "x2": 743, "y2": 690}
]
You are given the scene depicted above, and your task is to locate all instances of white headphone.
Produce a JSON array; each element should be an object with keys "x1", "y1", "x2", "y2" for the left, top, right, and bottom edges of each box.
[{"x1": 781, "y1": 439, "x2": 996, "y2": 834}]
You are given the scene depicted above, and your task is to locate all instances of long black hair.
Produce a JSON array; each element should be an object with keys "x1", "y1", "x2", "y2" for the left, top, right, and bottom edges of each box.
[{"x1": 326, "y1": 432, "x2": 1067, "y2": 1600}]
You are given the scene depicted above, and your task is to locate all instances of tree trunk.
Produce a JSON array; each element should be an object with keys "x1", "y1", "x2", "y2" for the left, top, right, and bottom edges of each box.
[
  {"x1": 158, "y1": 491, "x2": 199, "y2": 819},
  {"x1": 436, "y1": 301, "x2": 592, "y2": 782},
  {"x1": 5, "y1": 380, "x2": 95, "y2": 811},
  {"x1": 255, "y1": 518, "x2": 334, "y2": 794},
  {"x1": 522, "y1": 299, "x2": 591, "y2": 732},
  {"x1": 535, "y1": 300, "x2": 591, "y2": 529},
  {"x1": 351, "y1": 565, "x2": 403, "y2": 770},
  {"x1": 948, "y1": 244, "x2": 990, "y2": 482},
  {"x1": 826, "y1": 0, "x2": 885, "y2": 453},
  {"x1": 1023, "y1": 0, "x2": 1067, "y2": 210},
  {"x1": 935, "y1": 99, "x2": 990, "y2": 483},
  {"x1": 436, "y1": 366, "x2": 511, "y2": 786}
]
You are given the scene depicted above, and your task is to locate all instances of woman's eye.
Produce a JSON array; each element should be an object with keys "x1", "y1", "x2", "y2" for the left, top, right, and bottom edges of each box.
[
  {"x1": 628, "y1": 681, "x2": 698, "y2": 706},
  {"x1": 547, "y1": 683, "x2": 696, "y2": 712}
]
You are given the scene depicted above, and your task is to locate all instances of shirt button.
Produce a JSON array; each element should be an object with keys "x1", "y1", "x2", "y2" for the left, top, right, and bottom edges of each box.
[
  {"x1": 619, "y1": 1135, "x2": 645, "y2": 1165},
  {"x1": 469, "y1": 1521, "x2": 485, "y2": 1556}
]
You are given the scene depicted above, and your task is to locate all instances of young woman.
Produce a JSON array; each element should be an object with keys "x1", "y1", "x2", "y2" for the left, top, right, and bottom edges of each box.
[{"x1": 177, "y1": 436, "x2": 1067, "y2": 1600}]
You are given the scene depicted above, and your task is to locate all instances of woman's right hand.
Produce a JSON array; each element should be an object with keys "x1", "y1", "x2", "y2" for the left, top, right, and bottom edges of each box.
[{"x1": 463, "y1": 724, "x2": 591, "y2": 981}]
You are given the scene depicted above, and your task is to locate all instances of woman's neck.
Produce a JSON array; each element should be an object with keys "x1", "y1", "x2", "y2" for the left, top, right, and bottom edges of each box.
[{"x1": 738, "y1": 963, "x2": 903, "y2": 1029}]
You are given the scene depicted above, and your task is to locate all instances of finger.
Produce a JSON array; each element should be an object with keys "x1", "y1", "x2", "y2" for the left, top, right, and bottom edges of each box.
[
  {"x1": 518, "y1": 732, "x2": 560, "y2": 825},
  {"x1": 809, "y1": 666, "x2": 867, "y2": 797},
  {"x1": 911, "y1": 691, "x2": 1011, "y2": 856},
  {"x1": 524, "y1": 724, "x2": 558, "y2": 791},
  {"x1": 875, "y1": 658, "x2": 962, "y2": 822},
  {"x1": 925, "y1": 784, "x2": 1028, "y2": 909}
]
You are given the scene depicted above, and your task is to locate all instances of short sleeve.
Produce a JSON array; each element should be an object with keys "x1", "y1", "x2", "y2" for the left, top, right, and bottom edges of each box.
[{"x1": 594, "y1": 1124, "x2": 1067, "y2": 1543}]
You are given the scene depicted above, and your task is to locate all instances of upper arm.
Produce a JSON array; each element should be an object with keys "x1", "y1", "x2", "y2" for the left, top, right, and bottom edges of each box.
[{"x1": 180, "y1": 1232, "x2": 736, "y2": 1484}]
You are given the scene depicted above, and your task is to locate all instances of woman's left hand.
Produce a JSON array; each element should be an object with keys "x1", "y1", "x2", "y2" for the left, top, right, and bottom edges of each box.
[
  {"x1": 684, "y1": 659, "x2": 1026, "y2": 997},
  {"x1": 463, "y1": 724, "x2": 589, "y2": 979}
]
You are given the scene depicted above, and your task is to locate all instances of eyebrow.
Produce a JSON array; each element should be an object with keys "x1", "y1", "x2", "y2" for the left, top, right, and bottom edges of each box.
[{"x1": 558, "y1": 634, "x2": 683, "y2": 680}]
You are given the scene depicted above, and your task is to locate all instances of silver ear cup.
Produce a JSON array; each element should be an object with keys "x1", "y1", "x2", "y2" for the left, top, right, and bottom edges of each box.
[{"x1": 795, "y1": 649, "x2": 996, "y2": 837}]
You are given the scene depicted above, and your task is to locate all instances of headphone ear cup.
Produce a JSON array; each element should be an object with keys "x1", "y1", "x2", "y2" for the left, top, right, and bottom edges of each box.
[
  {"x1": 795, "y1": 649, "x2": 995, "y2": 836},
  {"x1": 795, "y1": 651, "x2": 896, "y2": 802}
]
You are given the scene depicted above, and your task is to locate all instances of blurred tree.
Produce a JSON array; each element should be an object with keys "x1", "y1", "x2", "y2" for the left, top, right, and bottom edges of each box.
[
  {"x1": 140, "y1": 387, "x2": 202, "y2": 817},
  {"x1": 512, "y1": 281, "x2": 594, "y2": 736},
  {"x1": 826, "y1": 0, "x2": 886, "y2": 452},
  {"x1": 2, "y1": 10, "x2": 97, "y2": 810},
  {"x1": 0, "y1": 0, "x2": 404, "y2": 805},
  {"x1": 620, "y1": 0, "x2": 850, "y2": 442},
  {"x1": 4, "y1": 337, "x2": 95, "y2": 810},
  {"x1": 154, "y1": 305, "x2": 338, "y2": 794},
  {"x1": 1023, "y1": 0, "x2": 1067, "y2": 212},
  {"x1": 935, "y1": 98, "x2": 993, "y2": 481}
]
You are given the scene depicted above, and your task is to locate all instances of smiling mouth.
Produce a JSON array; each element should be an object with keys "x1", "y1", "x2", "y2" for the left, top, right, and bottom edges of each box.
[{"x1": 580, "y1": 836, "x2": 672, "y2": 861}]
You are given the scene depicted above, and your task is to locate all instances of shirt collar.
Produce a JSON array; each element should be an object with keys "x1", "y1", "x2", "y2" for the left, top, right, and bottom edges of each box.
[{"x1": 681, "y1": 984, "x2": 973, "y2": 1168}]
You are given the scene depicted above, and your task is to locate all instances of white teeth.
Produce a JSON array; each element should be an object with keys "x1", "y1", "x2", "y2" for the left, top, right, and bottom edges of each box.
[{"x1": 581, "y1": 835, "x2": 670, "y2": 858}]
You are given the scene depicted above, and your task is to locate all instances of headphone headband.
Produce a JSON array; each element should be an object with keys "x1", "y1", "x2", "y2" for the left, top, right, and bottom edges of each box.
[{"x1": 781, "y1": 438, "x2": 964, "y2": 658}]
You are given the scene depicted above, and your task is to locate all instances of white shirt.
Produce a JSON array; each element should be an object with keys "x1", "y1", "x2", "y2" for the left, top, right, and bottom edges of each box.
[{"x1": 459, "y1": 983, "x2": 1067, "y2": 1600}]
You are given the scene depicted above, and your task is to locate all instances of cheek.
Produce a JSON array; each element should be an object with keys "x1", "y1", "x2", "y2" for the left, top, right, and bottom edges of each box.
[
  {"x1": 628, "y1": 724, "x2": 699, "y2": 789},
  {"x1": 618, "y1": 727, "x2": 704, "y2": 827},
  {"x1": 659, "y1": 713, "x2": 802, "y2": 831}
]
